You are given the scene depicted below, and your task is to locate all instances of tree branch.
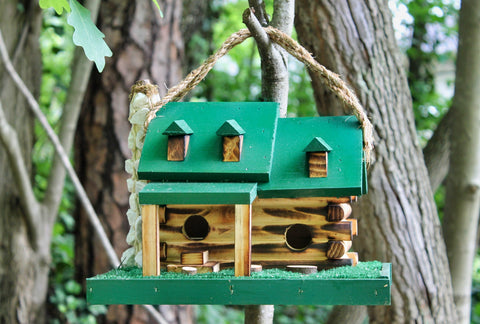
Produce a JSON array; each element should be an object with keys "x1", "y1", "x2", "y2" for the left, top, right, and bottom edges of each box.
[
  {"x1": 248, "y1": 0, "x2": 270, "y2": 27},
  {"x1": 271, "y1": 0, "x2": 294, "y2": 34},
  {"x1": 243, "y1": 7, "x2": 289, "y2": 116},
  {"x1": 0, "y1": 99, "x2": 40, "y2": 250},
  {"x1": 0, "y1": 27, "x2": 120, "y2": 268},
  {"x1": 423, "y1": 109, "x2": 452, "y2": 191}
]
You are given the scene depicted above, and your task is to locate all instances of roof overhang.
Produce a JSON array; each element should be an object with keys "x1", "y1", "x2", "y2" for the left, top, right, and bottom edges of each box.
[{"x1": 139, "y1": 182, "x2": 257, "y2": 205}]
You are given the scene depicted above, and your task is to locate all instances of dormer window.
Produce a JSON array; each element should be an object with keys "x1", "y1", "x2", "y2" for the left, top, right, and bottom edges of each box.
[
  {"x1": 304, "y1": 137, "x2": 332, "y2": 178},
  {"x1": 216, "y1": 120, "x2": 245, "y2": 162},
  {"x1": 163, "y1": 120, "x2": 193, "y2": 161}
]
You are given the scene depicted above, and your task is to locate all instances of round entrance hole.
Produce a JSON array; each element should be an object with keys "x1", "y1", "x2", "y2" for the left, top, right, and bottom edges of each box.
[
  {"x1": 183, "y1": 215, "x2": 210, "y2": 240},
  {"x1": 285, "y1": 224, "x2": 312, "y2": 251}
]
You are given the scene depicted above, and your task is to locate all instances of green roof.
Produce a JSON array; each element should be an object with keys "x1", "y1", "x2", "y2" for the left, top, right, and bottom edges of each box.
[
  {"x1": 257, "y1": 117, "x2": 364, "y2": 198},
  {"x1": 162, "y1": 120, "x2": 193, "y2": 135},
  {"x1": 139, "y1": 182, "x2": 257, "y2": 205},
  {"x1": 216, "y1": 119, "x2": 245, "y2": 136},
  {"x1": 304, "y1": 137, "x2": 332, "y2": 152},
  {"x1": 138, "y1": 102, "x2": 366, "y2": 201},
  {"x1": 138, "y1": 102, "x2": 279, "y2": 182}
]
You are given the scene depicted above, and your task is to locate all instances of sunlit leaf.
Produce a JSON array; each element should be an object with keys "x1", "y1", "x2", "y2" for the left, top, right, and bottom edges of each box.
[
  {"x1": 39, "y1": 0, "x2": 70, "y2": 14},
  {"x1": 66, "y1": 0, "x2": 112, "y2": 72}
]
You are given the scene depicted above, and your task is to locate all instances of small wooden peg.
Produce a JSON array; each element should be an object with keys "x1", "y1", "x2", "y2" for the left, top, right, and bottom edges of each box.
[
  {"x1": 181, "y1": 266, "x2": 197, "y2": 275},
  {"x1": 327, "y1": 241, "x2": 352, "y2": 259},
  {"x1": 181, "y1": 250, "x2": 209, "y2": 265},
  {"x1": 251, "y1": 264, "x2": 262, "y2": 272},
  {"x1": 327, "y1": 203, "x2": 352, "y2": 222}
]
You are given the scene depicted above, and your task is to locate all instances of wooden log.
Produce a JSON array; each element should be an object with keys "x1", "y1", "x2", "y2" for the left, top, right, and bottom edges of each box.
[
  {"x1": 142, "y1": 204, "x2": 160, "y2": 276},
  {"x1": 286, "y1": 265, "x2": 318, "y2": 274},
  {"x1": 235, "y1": 204, "x2": 252, "y2": 276},
  {"x1": 327, "y1": 203, "x2": 352, "y2": 222},
  {"x1": 160, "y1": 204, "x2": 353, "y2": 265},
  {"x1": 167, "y1": 262, "x2": 220, "y2": 274},
  {"x1": 167, "y1": 135, "x2": 189, "y2": 161},
  {"x1": 181, "y1": 250, "x2": 209, "y2": 265},
  {"x1": 308, "y1": 152, "x2": 328, "y2": 178},
  {"x1": 157, "y1": 205, "x2": 166, "y2": 224},
  {"x1": 222, "y1": 135, "x2": 243, "y2": 162},
  {"x1": 345, "y1": 219, "x2": 358, "y2": 236},
  {"x1": 326, "y1": 241, "x2": 353, "y2": 259},
  {"x1": 160, "y1": 242, "x2": 167, "y2": 261}
]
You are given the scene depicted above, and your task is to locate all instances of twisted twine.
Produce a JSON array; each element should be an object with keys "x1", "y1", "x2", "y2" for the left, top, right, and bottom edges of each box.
[{"x1": 135, "y1": 26, "x2": 373, "y2": 162}]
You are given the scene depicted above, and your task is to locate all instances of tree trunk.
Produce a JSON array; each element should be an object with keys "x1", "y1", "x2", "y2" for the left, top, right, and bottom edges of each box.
[
  {"x1": 74, "y1": 0, "x2": 191, "y2": 323},
  {"x1": 442, "y1": 1, "x2": 480, "y2": 322},
  {"x1": 0, "y1": 1, "x2": 45, "y2": 323},
  {"x1": 295, "y1": 1, "x2": 457, "y2": 323}
]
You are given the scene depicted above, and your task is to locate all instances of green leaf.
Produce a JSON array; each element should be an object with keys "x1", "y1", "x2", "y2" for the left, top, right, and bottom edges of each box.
[
  {"x1": 151, "y1": 0, "x2": 164, "y2": 18},
  {"x1": 39, "y1": 0, "x2": 71, "y2": 14},
  {"x1": 66, "y1": 0, "x2": 112, "y2": 72}
]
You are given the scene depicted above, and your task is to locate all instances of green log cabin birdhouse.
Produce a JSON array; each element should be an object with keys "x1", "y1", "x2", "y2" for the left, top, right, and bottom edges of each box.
[{"x1": 137, "y1": 102, "x2": 367, "y2": 277}]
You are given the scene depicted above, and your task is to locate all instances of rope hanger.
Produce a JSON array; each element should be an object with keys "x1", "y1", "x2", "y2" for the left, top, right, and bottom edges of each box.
[{"x1": 132, "y1": 26, "x2": 374, "y2": 163}]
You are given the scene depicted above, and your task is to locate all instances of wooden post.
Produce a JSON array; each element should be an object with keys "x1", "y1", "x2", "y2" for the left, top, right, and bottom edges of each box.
[
  {"x1": 235, "y1": 204, "x2": 252, "y2": 276},
  {"x1": 142, "y1": 204, "x2": 160, "y2": 276}
]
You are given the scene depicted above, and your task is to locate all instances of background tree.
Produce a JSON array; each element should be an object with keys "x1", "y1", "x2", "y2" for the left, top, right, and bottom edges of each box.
[
  {"x1": 442, "y1": 0, "x2": 480, "y2": 321},
  {"x1": 0, "y1": 1, "x2": 46, "y2": 323},
  {"x1": 74, "y1": 0, "x2": 194, "y2": 323},
  {"x1": 295, "y1": 0, "x2": 456, "y2": 322}
]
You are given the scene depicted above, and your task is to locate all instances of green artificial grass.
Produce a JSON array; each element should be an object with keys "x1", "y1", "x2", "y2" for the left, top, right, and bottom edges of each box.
[{"x1": 93, "y1": 261, "x2": 384, "y2": 280}]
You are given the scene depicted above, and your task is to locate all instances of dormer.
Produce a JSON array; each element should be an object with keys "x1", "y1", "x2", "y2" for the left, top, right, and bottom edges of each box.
[
  {"x1": 163, "y1": 120, "x2": 193, "y2": 161},
  {"x1": 304, "y1": 137, "x2": 332, "y2": 178},
  {"x1": 216, "y1": 120, "x2": 245, "y2": 162}
]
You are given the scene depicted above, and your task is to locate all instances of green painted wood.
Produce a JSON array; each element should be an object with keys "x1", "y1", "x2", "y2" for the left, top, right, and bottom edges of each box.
[
  {"x1": 216, "y1": 119, "x2": 245, "y2": 136},
  {"x1": 87, "y1": 263, "x2": 391, "y2": 305},
  {"x1": 163, "y1": 120, "x2": 194, "y2": 135},
  {"x1": 138, "y1": 102, "x2": 279, "y2": 182},
  {"x1": 304, "y1": 137, "x2": 332, "y2": 152},
  {"x1": 139, "y1": 182, "x2": 257, "y2": 205},
  {"x1": 258, "y1": 116, "x2": 364, "y2": 198}
]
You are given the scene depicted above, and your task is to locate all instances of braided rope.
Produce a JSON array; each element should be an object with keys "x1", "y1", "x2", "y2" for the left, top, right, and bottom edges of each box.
[{"x1": 143, "y1": 27, "x2": 373, "y2": 161}]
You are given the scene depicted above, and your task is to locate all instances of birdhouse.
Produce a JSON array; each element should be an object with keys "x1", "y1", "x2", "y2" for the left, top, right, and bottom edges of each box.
[
  {"x1": 136, "y1": 102, "x2": 368, "y2": 277},
  {"x1": 87, "y1": 102, "x2": 391, "y2": 306}
]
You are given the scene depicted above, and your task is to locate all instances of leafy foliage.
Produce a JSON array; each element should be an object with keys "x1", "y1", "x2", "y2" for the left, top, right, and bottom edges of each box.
[
  {"x1": 39, "y1": 9, "x2": 106, "y2": 323},
  {"x1": 67, "y1": 0, "x2": 112, "y2": 72},
  {"x1": 39, "y1": 0, "x2": 70, "y2": 15},
  {"x1": 397, "y1": 0, "x2": 458, "y2": 144}
]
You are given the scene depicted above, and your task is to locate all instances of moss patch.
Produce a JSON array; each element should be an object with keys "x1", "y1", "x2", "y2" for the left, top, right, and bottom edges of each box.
[{"x1": 93, "y1": 261, "x2": 384, "y2": 280}]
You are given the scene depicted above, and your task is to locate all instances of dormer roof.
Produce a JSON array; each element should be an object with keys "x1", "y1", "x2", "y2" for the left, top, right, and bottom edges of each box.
[
  {"x1": 304, "y1": 137, "x2": 332, "y2": 152},
  {"x1": 163, "y1": 120, "x2": 193, "y2": 135},
  {"x1": 216, "y1": 119, "x2": 245, "y2": 136}
]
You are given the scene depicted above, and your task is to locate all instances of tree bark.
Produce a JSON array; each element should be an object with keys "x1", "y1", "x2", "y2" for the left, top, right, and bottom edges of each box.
[
  {"x1": 442, "y1": 1, "x2": 480, "y2": 322},
  {"x1": 0, "y1": 1, "x2": 45, "y2": 323},
  {"x1": 295, "y1": 1, "x2": 457, "y2": 323},
  {"x1": 74, "y1": 1, "x2": 191, "y2": 323},
  {"x1": 423, "y1": 109, "x2": 452, "y2": 191}
]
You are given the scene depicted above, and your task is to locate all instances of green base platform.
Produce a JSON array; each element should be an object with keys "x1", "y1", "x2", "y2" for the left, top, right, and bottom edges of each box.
[{"x1": 87, "y1": 262, "x2": 391, "y2": 306}]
